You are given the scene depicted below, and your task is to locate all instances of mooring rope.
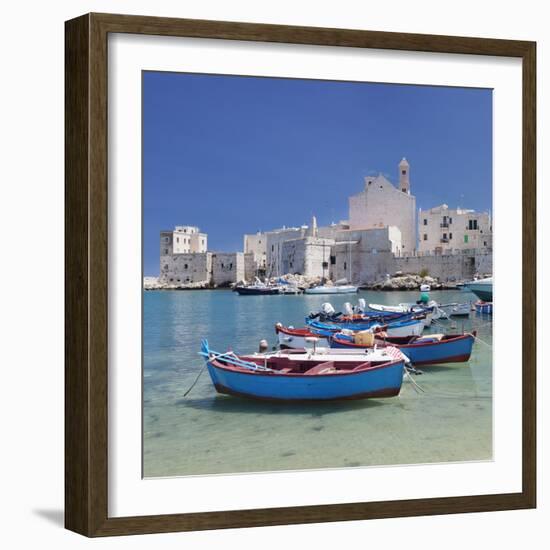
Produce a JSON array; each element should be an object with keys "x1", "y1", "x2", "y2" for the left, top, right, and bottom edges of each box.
[
  {"x1": 404, "y1": 368, "x2": 426, "y2": 394},
  {"x1": 471, "y1": 334, "x2": 493, "y2": 348},
  {"x1": 429, "y1": 317, "x2": 493, "y2": 349},
  {"x1": 403, "y1": 370, "x2": 491, "y2": 399},
  {"x1": 183, "y1": 364, "x2": 206, "y2": 397}
]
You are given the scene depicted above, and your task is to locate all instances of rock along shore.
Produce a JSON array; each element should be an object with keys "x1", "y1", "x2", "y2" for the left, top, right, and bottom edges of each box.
[
  {"x1": 360, "y1": 274, "x2": 459, "y2": 291},
  {"x1": 144, "y1": 273, "x2": 462, "y2": 291}
]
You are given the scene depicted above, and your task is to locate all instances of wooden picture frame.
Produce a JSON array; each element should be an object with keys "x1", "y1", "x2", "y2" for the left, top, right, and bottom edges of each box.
[{"x1": 65, "y1": 12, "x2": 536, "y2": 537}]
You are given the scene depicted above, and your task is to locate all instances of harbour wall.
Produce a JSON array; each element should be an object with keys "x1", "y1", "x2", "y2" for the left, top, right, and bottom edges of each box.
[
  {"x1": 159, "y1": 252, "x2": 211, "y2": 284},
  {"x1": 160, "y1": 251, "x2": 256, "y2": 286},
  {"x1": 392, "y1": 251, "x2": 492, "y2": 283}
]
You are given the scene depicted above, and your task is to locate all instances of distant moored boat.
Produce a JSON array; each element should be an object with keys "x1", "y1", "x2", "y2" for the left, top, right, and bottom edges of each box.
[
  {"x1": 305, "y1": 284, "x2": 358, "y2": 295},
  {"x1": 464, "y1": 277, "x2": 493, "y2": 301}
]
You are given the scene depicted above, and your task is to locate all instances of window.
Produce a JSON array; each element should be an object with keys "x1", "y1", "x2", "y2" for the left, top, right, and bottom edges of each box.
[
  {"x1": 271, "y1": 245, "x2": 274, "y2": 251},
  {"x1": 221, "y1": 263, "x2": 224, "y2": 268},
  {"x1": 484, "y1": 241, "x2": 487, "y2": 246},
  {"x1": 401, "y1": 170, "x2": 406, "y2": 175},
  {"x1": 464, "y1": 235, "x2": 469, "y2": 243},
  {"x1": 343, "y1": 262, "x2": 347, "y2": 271},
  {"x1": 164, "y1": 249, "x2": 168, "y2": 255},
  {"x1": 423, "y1": 219, "x2": 427, "y2": 225},
  {"x1": 443, "y1": 233, "x2": 447, "y2": 239},
  {"x1": 176, "y1": 237, "x2": 179, "y2": 243},
  {"x1": 468, "y1": 219, "x2": 479, "y2": 230},
  {"x1": 229, "y1": 263, "x2": 233, "y2": 270},
  {"x1": 449, "y1": 233, "x2": 453, "y2": 239},
  {"x1": 184, "y1": 264, "x2": 188, "y2": 269},
  {"x1": 289, "y1": 261, "x2": 293, "y2": 268},
  {"x1": 322, "y1": 261, "x2": 329, "y2": 269},
  {"x1": 423, "y1": 234, "x2": 427, "y2": 241},
  {"x1": 330, "y1": 255, "x2": 336, "y2": 265},
  {"x1": 449, "y1": 217, "x2": 453, "y2": 224}
]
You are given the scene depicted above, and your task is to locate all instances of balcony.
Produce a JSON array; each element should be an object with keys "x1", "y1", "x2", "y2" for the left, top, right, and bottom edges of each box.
[
  {"x1": 440, "y1": 238, "x2": 449, "y2": 243},
  {"x1": 440, "y1": 223, "x2": 449, "y2": 228}
]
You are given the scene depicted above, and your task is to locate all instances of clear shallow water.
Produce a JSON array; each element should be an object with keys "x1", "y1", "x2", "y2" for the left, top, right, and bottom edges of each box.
[{"x1": 143, "y1": 289, "x2": 492, "y2": 477}]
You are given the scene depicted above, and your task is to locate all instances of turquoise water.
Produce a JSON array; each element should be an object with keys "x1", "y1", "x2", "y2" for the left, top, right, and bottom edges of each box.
[{"x1": 143, "y1": 289, "x2": 492, "y2": 477}]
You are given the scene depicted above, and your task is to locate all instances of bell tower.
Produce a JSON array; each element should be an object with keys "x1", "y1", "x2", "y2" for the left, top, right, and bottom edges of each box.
[{"x1": 399, "y1": 157, "x2": 410, "y2": 194}]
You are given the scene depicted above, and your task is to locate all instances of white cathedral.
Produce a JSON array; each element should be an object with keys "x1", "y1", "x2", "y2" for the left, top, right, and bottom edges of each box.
[{"x1": 348, "y1": 158, "x2": 416, "y2": 255}]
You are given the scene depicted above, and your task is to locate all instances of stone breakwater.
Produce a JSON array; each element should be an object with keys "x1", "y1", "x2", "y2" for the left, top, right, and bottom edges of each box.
[
  {"x1": 361, "y1": 274, "x2": 459, "y2": 291},
  {"x1": 144, "y1": 273, "x2": 462, "y2": 291},
  {"x1": 143, "y1": 274, "x2": 324, "y2": 291},
  {"x1": 144, "y1": 277, "x2": 212, "y2": 290}
]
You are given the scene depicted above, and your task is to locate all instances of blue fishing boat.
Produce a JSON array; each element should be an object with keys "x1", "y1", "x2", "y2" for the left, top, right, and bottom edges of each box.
[
  {"x1": 199, "y1": 340, "x2": 404, "y2": 401},
  {"x1": 474, "y1": 301, "x2": 493, "y2": 314},
  {"x1": 306, "y1": 317, "x2": 424, "y2": 337},
  {"x1": 330, "y1": 331, "x2": 477, "y2": 366}
]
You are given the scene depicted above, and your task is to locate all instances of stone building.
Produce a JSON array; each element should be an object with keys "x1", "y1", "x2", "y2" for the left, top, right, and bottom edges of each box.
[
  {"x1": 280, "y1": 236, "x2": 336, "y2": 279},
  {"x1": 348, "y1": 158, "x2": 416, "y2": 254},
  {"x1": 265, "y1": 226, "x2": 308, "y2": 277},
  {"x1": 211, "y1": 252, "x2": 245, "y2": 286},
  {"x1": 418, "y1": 204, "x2": 492, "y2": 253},
  {"x1": 158, "y1": 226, "x2": 256, "y2": 286},
  {"x1": 243, "y1": 232, "x2": 267, "y2": 272},
  {"x1": 159, "y1": 252, "x2": 212, "y2": 284},
  {"x1": 160, "y1": 225, "x2": 207, "y2": 255},
  {"x1": 330, "y1": 227, "x2": 402, "y2": 284}
]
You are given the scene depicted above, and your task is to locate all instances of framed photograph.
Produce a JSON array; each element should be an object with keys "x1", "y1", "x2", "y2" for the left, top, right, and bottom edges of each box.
[{"x1": 65, "y1": 13, "x2": 536, "y2": 536}]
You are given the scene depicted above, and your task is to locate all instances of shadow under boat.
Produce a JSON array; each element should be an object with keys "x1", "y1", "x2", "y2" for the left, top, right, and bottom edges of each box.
[{"x1": 177, "y1": 394, "x2": 386, "y2": 416}]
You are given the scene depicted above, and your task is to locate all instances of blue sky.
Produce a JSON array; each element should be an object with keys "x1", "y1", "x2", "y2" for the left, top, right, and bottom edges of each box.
[{"x1": 143, "y1": 72, "x2": 492, "y2": 276}]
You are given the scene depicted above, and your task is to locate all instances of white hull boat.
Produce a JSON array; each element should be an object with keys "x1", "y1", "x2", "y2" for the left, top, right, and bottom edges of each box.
[
  {"x1": 305, "y1": 285, "x2": 358, "y2": 295},
  {"x1": 464, "y1": 277, "x2": 493, "y2": 302},
  {"x1": 276, "y1": 328, "x2": 331, "y2": 349},
  {"x1": 377, "y1": 319, "x2": 424, "y2": 337},
  {"x1": 276, "y1": 318, "x2": 423, "y2": 351},
  {"x1": 448, "y1": 303, "x2": 471, "y2": 317}
]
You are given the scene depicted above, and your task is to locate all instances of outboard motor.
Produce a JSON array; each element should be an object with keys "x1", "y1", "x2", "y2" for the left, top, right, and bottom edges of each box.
[
  {"x1": 357, "y1": 298, "x2": 366, "y2": 312},
  {"x1": 343, "y1": 302, "x2": 353, "y2": 316},
  {"x1": 319, "y1": 302, "x2": 340, "y2": 322}
]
